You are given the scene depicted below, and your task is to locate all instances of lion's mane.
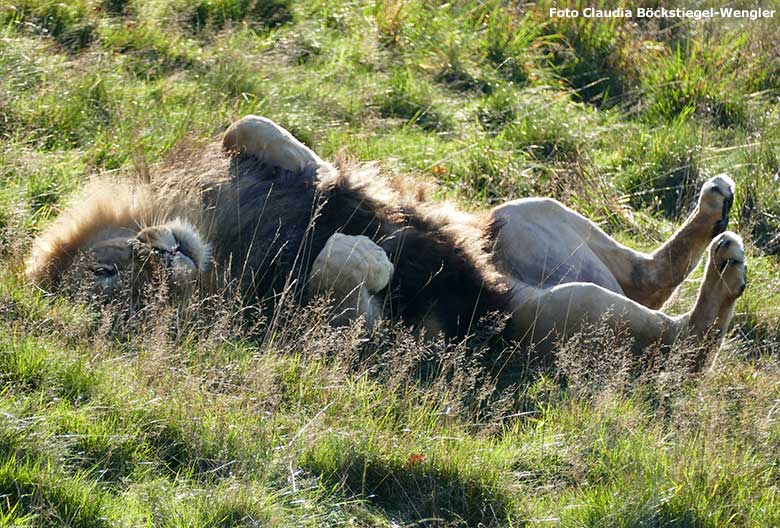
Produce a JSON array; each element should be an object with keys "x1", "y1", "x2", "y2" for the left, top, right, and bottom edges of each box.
[{"x1": 27, "y1": 142, "x2": 510, "y2": 338}]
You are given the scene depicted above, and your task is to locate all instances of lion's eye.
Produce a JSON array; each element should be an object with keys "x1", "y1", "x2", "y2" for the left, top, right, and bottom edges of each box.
[{"x1": 91, "y1": 265, "x2": 117, "y2": 278}]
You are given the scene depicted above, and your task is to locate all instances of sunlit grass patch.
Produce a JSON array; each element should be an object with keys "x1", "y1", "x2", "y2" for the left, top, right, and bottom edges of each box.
[
  {"x1": 1, "y1": 0, "x2": 96, "y2": 52},
  {"x1": 0, "y1": 455, "x2": 109, "y2": 528},
  {"x1": 98, "y1": 22, "x2": 200, "y2": 79},
  {"x1": 376, "y1": 68, "x2": 453, "y2": 133},
  {"x1": 612, "y1": 118, "x2": 704, "y2": 219},
  {"x1": 540, "y1": 1, "x2": 632, "y2": 106}
]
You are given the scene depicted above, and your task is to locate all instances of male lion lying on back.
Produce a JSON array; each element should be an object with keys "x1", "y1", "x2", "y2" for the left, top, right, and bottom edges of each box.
[{"x1": 26, "y1": 116, "x2": 747, "y2": 367}]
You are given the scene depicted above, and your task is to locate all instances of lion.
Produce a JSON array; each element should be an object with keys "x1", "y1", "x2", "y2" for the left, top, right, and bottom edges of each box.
[{"x1": 25, "y1": 116, "x2": 747, "y2": 367}]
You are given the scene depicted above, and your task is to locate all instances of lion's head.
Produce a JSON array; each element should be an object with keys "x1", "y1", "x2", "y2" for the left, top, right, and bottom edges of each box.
[{"x1": 25, "y1": 181, "x2": 213, "y2": 301}]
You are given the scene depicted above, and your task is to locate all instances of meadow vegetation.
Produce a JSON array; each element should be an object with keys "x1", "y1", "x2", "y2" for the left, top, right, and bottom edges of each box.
[{"x1": 1, "y1": 0, "x2": 780, "y2": 525}]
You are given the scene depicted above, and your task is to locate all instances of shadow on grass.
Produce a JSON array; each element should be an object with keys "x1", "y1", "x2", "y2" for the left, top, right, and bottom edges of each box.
[{"x1": 302, "y1": 444, "x2": 513, "y2": 527}]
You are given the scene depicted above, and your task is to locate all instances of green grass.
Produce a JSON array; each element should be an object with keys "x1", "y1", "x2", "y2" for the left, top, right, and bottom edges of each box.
[{"x1": 2, "y1": 0, "x2": 780, "y2": 525}]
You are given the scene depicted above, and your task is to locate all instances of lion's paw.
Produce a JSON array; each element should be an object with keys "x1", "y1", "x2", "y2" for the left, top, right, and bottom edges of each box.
[
  {"x1": 709, "y1": 231, "x2": 747, "y2": 298},
  {"x1": 312, "y1": 234, "x2": 393, "y2": 293},
  {"x1": 222, "y1": 115, "x2": 319, "y2": 172},
  {"x1": 699, "y1": 174, "x2": 735, "y2": 237}
]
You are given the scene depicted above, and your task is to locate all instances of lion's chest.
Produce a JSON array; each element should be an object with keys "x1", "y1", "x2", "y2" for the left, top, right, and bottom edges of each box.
[{"x1": 204, "y1": 171, "x2": 319, "y2": 295}]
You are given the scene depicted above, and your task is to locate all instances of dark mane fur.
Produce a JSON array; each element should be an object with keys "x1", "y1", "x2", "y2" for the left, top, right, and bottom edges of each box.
[{"x1": 202, "y1": 152, "x2": 510, "y2": 339}]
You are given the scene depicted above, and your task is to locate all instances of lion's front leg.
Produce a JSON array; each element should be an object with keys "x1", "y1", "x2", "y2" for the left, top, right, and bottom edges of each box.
[
  {"x1": 308, "y1": 233, "x2": 393, "y2": 327},
  {"x1": 222, "y1": 115, "x2": 330, "y2": 172}
]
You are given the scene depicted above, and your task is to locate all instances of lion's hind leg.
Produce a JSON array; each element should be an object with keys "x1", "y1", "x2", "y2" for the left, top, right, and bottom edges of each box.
[
  {"x1": 512, "y1": 281, "x2": 681, "y2": 354},
  {"x1": 222, "y1": 115, "x2": 329, "y2": 172},
  {"x1": 490, "y1": 174, "x2": 735, "y2": 309},
  {"x1": 510, "y1": 231, "x2": 746, "y2": 368},
  {"x1": 686, "y1": 231, "x2": 746, "y2": 339},
  {"x1": 614, "y1": 174, "x2": 735, "y2": 308},
  {"x1": 308, "y1": 233, "x2": 393, "y2": 327}
]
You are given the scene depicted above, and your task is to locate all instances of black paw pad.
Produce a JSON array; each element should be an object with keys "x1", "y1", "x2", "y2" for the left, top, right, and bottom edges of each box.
[{"x1": 711, "y1": 193, "x2": 733, "y2": 238}]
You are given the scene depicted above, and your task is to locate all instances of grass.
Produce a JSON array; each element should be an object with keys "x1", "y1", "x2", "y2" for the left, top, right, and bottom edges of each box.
[{"x1": 1, "y1": 0, "x2": 780, "y2": 525}]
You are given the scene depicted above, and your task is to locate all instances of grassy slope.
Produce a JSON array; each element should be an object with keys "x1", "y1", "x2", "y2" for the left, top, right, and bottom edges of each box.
[{"x1": 1, "y1": 0, "x2": 780, "y2": 526}]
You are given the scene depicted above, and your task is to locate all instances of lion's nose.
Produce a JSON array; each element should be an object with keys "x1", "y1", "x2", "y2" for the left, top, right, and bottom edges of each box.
[{"x1": 136, "y1": 226, "x2": 177, "y2": 249}]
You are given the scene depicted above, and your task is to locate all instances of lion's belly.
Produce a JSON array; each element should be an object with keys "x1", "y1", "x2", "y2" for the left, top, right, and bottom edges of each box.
[{"x1": 493, "y1": 216, "x2": 623, "y2": 296}]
